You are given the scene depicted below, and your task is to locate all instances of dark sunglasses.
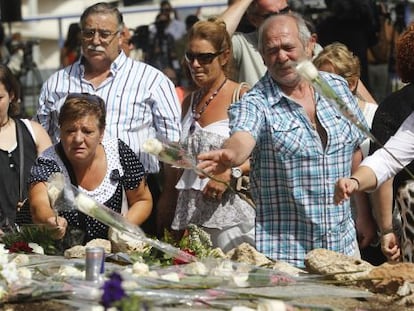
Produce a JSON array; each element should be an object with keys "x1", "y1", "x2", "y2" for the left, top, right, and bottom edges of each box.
[
  {"x1": 254, "y1": 5, "x2": 290, "y2": 19},
  {"x1": 184, "y1": 50, "x2": 224, "y2": 65}
]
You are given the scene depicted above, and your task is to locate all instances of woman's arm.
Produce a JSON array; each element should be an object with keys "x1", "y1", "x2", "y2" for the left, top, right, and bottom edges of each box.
[
  {"x1": 125, "y1": 179, "x2": 153, "y2": 226},
  {"x1": 29, "y1": 181, "x2": 67, "y2": 239},
  {"x1": 370, "y1": 178, "x2": 401, "y2": 261},
  {"x1": 30, "y1": 120, "x2": 52, "y2": 154}
]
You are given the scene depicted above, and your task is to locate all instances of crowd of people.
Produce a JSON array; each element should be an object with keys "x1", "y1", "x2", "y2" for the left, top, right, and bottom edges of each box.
[{"x1": 0, "y1": 0, "x2": 413, "y2": 269}]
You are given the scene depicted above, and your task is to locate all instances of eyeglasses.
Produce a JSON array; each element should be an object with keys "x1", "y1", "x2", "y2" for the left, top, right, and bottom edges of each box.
[
  {"x1": 81, "y1": 28, "x2": 119, "y2": 41},
  {"x1": 253, "y1": 6, "x2": 290, "y2": 19},
  {"x1": 184, "y1": 50, "x2": 224, "y2": 65}
]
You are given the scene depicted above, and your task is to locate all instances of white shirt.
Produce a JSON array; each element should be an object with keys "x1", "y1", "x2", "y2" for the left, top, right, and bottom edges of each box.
[{"x1": 361, "y1": 112, "x2": 414, "y2": 187}]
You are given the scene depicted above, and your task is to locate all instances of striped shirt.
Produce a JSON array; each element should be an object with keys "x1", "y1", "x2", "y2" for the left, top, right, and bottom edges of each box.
[
  {"x1": 229, "y1": 71, "x2": 367, "y2": 267},
  {"x1": 35, "y1": 51, "x2": 181, "y2": 173}
]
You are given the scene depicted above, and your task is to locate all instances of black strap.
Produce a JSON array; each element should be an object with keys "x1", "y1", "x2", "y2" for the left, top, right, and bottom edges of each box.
[{"x1": 15, "y1": 119, "x2": 24, "y2": 202}]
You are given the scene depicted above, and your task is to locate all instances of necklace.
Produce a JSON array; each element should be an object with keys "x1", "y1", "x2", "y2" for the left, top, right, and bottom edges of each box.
[
  {"x1": 192, "y1": 78, "x2": 228, "y2": 121},
  {"x1": 0, "y1": 116, "x2": 9, "y2": 132}
]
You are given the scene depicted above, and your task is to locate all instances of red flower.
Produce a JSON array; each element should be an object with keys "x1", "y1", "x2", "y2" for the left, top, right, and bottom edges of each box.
[
  {"x1": 172, "y1": 249, "x2": 195, "y2": 265},
  {"x1": 8, "y1": 241, "x2": 33, "y2": 254}
]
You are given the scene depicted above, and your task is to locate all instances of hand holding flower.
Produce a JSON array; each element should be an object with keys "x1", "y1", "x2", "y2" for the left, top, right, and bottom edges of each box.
[{"x1": 46, "y1": 215, "x2": 67, "y2": 239}]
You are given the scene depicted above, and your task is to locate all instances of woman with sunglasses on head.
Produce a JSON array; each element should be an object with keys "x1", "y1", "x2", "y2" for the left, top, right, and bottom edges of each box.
[
  {"x1": 171, "y1": 17, "x2": 255, "y2": 252},
  {"x1": 0, "y1": 64, "x2": 51, "y2": 233},
  {"x1": 28, "y1": 93, "x2": 152, "y2": 245}
]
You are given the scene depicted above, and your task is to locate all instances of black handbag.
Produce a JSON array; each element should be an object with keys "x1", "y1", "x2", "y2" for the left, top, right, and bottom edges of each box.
[{"x1": 15, "y1": 119, "x2": 33, "y2": 225}]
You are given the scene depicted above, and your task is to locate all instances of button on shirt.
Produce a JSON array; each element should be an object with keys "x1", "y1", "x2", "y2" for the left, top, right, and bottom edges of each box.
[
  {"x1": 35, "y1": 51, "x2": 181, "y2": 173},
  {"x1": 229, "y1": 71, "x2": 367, "y2": 267}
]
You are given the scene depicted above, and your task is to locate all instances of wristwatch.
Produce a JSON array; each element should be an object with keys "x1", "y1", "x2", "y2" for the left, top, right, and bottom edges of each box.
[{"x1": 231, "y1": 167, "x2": 243, "y2": 179}]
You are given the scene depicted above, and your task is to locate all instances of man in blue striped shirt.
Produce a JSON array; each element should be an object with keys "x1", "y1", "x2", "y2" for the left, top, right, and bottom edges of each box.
[
  {"x1": 34, "y1": 2, "x2": 181, "y2": 237},
  {"x1": 198, "y1": 13, "x2": 367, "y2": 267}
]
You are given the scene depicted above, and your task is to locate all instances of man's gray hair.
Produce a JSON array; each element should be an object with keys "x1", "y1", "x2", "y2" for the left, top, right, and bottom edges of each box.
[
  {"x1": 258, "y1": 12, "x2": 311, "y2": 54},
  {"x1": 80, "y1": 2, "x2": 124, "y2": 31}
]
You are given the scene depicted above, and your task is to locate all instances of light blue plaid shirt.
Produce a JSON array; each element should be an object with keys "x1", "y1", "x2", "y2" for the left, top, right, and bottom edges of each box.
[{"x1": 229, "y1": 71, "x2": 367, "y2": 267}]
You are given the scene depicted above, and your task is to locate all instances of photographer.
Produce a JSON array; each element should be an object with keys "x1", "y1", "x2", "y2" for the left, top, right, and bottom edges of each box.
[{"x1": 0, "y1": 26, "x2": 24, "y2": 77}]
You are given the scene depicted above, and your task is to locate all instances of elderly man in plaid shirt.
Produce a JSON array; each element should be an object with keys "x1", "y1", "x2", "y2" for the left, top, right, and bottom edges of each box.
[{"x1": 197, "y1": 13, "x2": 368, "y2": 267}]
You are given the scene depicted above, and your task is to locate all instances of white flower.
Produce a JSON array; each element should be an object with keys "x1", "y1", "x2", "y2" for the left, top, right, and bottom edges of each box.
[
  {"x1": 76, "y1": 192, "x2": 98, "y2": 214},
  {"x1": 142, "y1": 138, "x2": 163, "y2": 156},
  {"x1": 28, "y1": 243, "x2": 44, "y2": 255},
  {"x1": 58, "y1": 265, "x2": 84, "y2": 279},
  {"x1": 132, "y1": 262, "x2": 150, "y2": 276},
  {"x1": 11, "y1": 254, "x2": 29, "y2": 265},
  {"x1": 17, "y1": 267, "x2": 32, "y2": 284},
  {"x1": 182, "y1": 262, "x2": 208, "y2": 275},
  {"x1": 257, "y1": 299, "x2": 287, "y2": 311},
  {"x1": 1, "y1": 262, "x2": 18, "y2": 284},
  {"x1": 295, "y1": 59, "x2": 319, "y2": 81},
  {"x1": 232, "y1": 273, "x2": 249, "y2": 288},
  {"x1": 0, "y1": 253, "x2": 8, "y2": 265},
  {"x1": 0, "y1": 244, "x2": 8, "y2": 254},
  {"x1": 210, "y1": 260, "x2": 234, "y2": 277},
  {"x1": 160, "y1": 272, "x2": 180, "y2": 282}
]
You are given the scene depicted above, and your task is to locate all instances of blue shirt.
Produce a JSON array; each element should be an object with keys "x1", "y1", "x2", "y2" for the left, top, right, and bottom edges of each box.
[
  {"x1": 35, "y1": 51, "x2": 181, "y2": 173},
  {"x1": 229, "y1": 71, "x2": 367, "y2": 267}
]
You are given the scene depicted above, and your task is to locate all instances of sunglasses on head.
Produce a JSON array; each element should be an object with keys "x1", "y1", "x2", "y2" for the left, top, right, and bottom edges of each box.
[
  {"x1": 184, "y1": 50, "x2": 224, "y2": 65},
  {"x1": 254, "y1": 5, "x2": 290, "y2": 19}
]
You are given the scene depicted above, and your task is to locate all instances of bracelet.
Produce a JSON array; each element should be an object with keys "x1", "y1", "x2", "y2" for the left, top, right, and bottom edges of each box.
[
  {"x1": 349, "y1": 176, "x2": 360, "y2": 190},
  {"x1": 380, "y1": 228, "x2": 394, "y2": 236}
]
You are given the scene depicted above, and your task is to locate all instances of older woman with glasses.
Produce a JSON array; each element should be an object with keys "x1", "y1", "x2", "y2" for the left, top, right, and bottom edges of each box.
[
  {"x1": 171, "y1": 17, "x2": 255, "y2": 252},
  {"x1": 28, "y1": 93, "x2": 152, "y2": 245}
]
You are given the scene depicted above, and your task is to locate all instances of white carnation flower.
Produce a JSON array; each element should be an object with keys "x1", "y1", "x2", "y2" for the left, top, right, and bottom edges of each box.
[
  {"x1": 58, "y1": 265, "x2": 84, "y2": 279},
  {"x1": 257, "y1": 299, "x2": 287, "y2": 311},
  {"x1": 210, "y1": 260, "x2": 234, "y2": 277},
  {"x1": 17, "y1": 267, "x2": 32, "y2": 282},
  {"x1": 0, "y1": 253, "x2": 8, "y2": 265},
  {"x1": 1, "y1": 262, "x2": 18, "y2": 284},
  {"x1": 232, "y1": 273, "x2": 249, "y2": 288},
  {"x1": 132, "y1": 262, "x2": 150, "y2": 276},
  {"x1": 182, "y1": 261, "x2": 208, "y2": 275},
  {"x1": 28, "y1": 243, "x2": 44, "y2": 255},
  {"x1": 0, "y1": 244, "x2": 8, "y2": 254},
  {"x1": 295, "y1": 59, "x2": 319, "y2": 81},
  {"x1": 11, "y1": 254, "x2": 30, "y2": 265},
  {"x1": 160, "y1": 272, "x2": 180, "y2": 282},
  {"x1": 76, "y1": 193, "x2": 98, "y2": 214},
  {"x1": 142, "y1": 138, "x2": 163, "y2": 156}
]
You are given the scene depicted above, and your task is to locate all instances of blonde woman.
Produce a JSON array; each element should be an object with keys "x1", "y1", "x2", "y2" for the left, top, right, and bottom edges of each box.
[{"x1": 172, "y1": 18, "x2": 254, "y2": 252}]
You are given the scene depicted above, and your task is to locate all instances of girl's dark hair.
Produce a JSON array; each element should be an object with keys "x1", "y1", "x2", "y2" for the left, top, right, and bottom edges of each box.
[{"x1": 0, "y1": 64, "x2": 21, "y2": 117}]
